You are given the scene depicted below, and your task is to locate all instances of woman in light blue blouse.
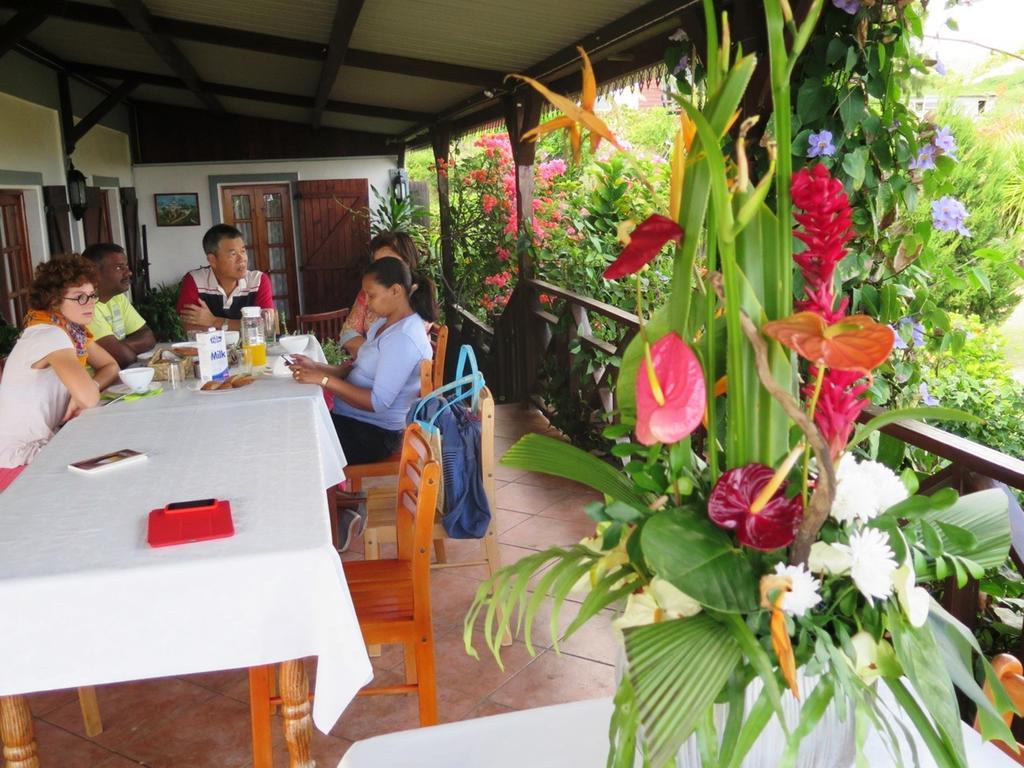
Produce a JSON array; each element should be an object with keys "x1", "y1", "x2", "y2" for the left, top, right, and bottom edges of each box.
[{"x1": 288, "y1": 257, "x2": 437, "y2": 463}]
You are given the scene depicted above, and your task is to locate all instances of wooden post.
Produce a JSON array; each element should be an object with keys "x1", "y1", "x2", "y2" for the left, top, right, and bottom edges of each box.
[
  {"x1": 0, "y1": 695, "x2": 38, "y2": 768},
  {"x1": 503, "y1": 91, "x2": 542, "y2": 403},
  {"x1": 430, "y1": 123, "x2": 456, "y2": 321},
  {"x1": 247, "y1": 666, "x2": 274, "y2": 768},
  {"x1": 279, "y1": 659, "x2": 314, "y2": 768}
]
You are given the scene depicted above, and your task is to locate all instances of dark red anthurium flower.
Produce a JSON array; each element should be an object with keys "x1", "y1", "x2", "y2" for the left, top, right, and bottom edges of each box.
[
  {"x1": 604, "y1": 214, "x2": 684, "y2": 279},
  {"x1": 707, "y1": 463, "x2": 803, "y2": 551},
  {"x1": 635, "y1": 332, "x2": 706, "y2": 446},
  {"x1": 762, "y1": 312, "x2": 895, "y2": 373}
]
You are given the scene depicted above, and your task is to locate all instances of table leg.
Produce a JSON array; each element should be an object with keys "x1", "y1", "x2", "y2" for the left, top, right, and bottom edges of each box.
[
  {"x1": 279, "y1": 660, "x2": 314, "y2": 768},
  {"x1": 248, "y1": 666, "x2": 274, "y2": 768},
  {"x1": 0, "y1": 695, "x2": 39, "y2": 768}
]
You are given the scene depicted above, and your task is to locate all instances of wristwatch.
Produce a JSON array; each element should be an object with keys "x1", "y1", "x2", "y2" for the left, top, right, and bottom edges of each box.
[{"x1": 320, "y1": 376, "x2": 329, "y2": 388}]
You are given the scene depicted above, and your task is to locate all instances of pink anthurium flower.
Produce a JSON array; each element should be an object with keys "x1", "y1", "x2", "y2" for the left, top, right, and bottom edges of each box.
[
  {"x1": 707, "y1": 450, "x2": 805, "y2": 550},
  {"x1": 635, "y1": 333, "x2": 705, "y2": 446},
  {"x1": 604, "y1": 214, "x2": 685, "y2": 279}
]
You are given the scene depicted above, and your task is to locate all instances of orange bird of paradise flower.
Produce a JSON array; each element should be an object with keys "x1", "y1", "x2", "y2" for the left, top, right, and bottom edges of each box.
[{"x1": 509, "y1": 47, "x2": 622, "y2": 163}]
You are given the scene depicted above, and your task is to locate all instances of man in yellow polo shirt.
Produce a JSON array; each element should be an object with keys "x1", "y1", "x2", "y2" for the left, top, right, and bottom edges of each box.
[{"x1": 83, "y1": 243, "x2": 155, "y2": 367}]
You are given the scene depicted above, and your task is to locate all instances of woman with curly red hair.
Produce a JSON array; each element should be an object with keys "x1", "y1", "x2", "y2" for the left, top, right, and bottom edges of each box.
[{"x1": 0, "y1": 255, "x2": 119, "y2": 489}]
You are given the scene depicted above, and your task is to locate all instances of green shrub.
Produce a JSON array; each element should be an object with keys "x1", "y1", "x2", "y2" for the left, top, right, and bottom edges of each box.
[{"x1": 136, "y1": 283, "x2": 185, "y2": 342}]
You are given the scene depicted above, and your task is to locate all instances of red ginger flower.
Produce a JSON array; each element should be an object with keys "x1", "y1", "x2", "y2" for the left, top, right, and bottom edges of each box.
[
  {"x1": 791, "y1": 164, "x2": 854, "y2": 300},
  {"x1": 806, "y1": 367, "x2": 871, "y2": 460},
  {"x1": 707, "y1": 463, "x2": 803, "y2": 551}
]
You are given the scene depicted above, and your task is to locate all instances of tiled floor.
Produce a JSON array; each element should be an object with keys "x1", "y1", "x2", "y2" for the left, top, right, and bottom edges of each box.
[{"x1": 22, "y1": 404, "x2": 616, "y2": 767}]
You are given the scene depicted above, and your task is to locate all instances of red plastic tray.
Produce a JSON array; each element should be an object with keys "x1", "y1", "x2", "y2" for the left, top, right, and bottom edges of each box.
[{"x1": 147, "y1": 499, "x2": 234, "y2": 547}]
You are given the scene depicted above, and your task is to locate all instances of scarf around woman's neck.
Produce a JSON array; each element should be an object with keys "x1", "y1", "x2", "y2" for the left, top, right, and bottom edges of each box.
[{"x1": 23, "y1": 309, "x2": 92, "y2": 366}]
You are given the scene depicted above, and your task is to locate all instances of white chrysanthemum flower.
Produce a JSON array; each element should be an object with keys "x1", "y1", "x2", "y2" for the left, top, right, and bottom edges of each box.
[
  {"x1": 893, "y1": 561, "x2": 930, "y2": 628},
  {"x1": 807, "y1": 541, "x2": 851, "y2": 576},
  {"x1": 771, "y1": 562, "x2": 822, "y2": 617},
  {"x1": 612, "y1": 577, "x2": 701, "y2": 632},
  {"x1": 835, "y1": 528, "x2": 898, "y2": 604},
  {"x1": 830, "y1": 455, "x2": 909, "y2": 526}
]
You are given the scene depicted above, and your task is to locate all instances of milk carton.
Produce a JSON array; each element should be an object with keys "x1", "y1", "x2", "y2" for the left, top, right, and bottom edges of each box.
[{"x1": 196, "y1": 328, "x2": 229, "y2": 382}]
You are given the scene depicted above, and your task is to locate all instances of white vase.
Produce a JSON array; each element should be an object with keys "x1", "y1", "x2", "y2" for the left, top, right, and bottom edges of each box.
[{"x1": 617, "y1": 654, "x2": 856, "y2": 768}]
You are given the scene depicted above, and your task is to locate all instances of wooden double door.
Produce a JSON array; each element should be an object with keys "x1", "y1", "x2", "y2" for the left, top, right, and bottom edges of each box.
[
  {"x1": 0, "y1": 191, "x2": 32, "y2": 326},
  {"x1": 220, "y1": 184, "x2": 299, "y2": 326}
]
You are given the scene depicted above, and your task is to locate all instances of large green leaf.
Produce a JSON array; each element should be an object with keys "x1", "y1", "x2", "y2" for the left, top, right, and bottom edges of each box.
[
  {"x1": 623, "y1": 615, "x2": 740, "y2": 767},
  {"x1": 926, "y1": 601, "x2": 1016, "y2": 746},
  {"x1": 500, "y1": 433, "x2": 650, "y2": 510},
  {"x1": 913, "y1": 488, "x2": 1010, "y2": 577},
  {"x1": 642, "y1": 509, "x2": 758, "y2": 612},
  {"x1": 888, "y1": 606, "x2": 966, "y2": 765}
]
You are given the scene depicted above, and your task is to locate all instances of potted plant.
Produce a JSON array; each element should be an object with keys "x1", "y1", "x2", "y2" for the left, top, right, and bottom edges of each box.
[{"x1": 465, "y1": 2, "x2": 1016, "y2": 766}]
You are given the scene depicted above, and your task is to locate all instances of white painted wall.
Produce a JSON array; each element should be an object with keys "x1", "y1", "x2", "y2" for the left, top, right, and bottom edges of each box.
[
  {"x1": 0, "y1": 92, "x2": 64, "y2": 185},
  {"x1": 76, "y1": 123, "x2": 134, "y2": 188},
  {"x1": 134, "y1": 157, "x2": 395, "y2": 292}
]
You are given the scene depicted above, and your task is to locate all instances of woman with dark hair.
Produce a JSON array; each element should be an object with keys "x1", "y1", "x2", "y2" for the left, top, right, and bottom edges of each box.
[
  {"x1": 339, "y1": 230, "x2": 422, "y2": 355},
  {"x1": 289, "y1": 257, "x2": 438, "y2": 464},
  {"x1": 0, "y1": 255, "x2": 119, "y2": 489}
]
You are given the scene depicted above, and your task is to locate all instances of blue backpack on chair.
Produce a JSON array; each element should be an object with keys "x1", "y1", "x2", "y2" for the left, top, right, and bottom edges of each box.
[{"x1": 407, "y1": 346, "x2": 492, "y2": 539}]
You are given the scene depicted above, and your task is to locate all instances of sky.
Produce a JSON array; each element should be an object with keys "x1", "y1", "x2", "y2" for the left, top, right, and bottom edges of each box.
[{"x1": 922, "y1": 0, "x2": 1024, "y2": 73}]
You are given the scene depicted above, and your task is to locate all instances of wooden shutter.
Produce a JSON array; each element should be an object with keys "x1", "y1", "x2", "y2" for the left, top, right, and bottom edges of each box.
[
  {"x1": 83, "y1": 187, "x2": 112, "y2": 247},
  {"x1": 43, "y1": 185, "x2": 73, "y2": 258},
  {"x1": 296, "y1": 179, "x2": 369, "y2": 315},
  {"x1": 119, "y1": 187, "x2": 147, "y2": 295}
]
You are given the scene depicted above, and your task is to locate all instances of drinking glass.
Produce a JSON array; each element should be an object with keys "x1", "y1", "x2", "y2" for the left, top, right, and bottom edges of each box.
[
  {"x1": 261, "y1": 308, "x2": 279, "y2": 344},
  {"x1": 167, "y1": 361, "x2": 182, "y2": 390}
]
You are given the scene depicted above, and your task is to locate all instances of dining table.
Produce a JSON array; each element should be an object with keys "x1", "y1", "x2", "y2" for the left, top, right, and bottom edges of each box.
[{"x1": 0, "y1": 338, "x2": 371, "y2": 768}]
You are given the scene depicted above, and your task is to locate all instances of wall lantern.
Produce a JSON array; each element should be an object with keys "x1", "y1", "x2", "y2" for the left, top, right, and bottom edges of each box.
[
  {"x1": 390, "y1": 168, "x2": 410, "y2": 202},
  {"x1": 67, "y1": 164, "x2": 87, "y2": 221}
]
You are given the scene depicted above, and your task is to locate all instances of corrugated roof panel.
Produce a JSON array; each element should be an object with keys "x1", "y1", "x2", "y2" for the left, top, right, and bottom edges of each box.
[
  {"x1": 28, "y1": 18, "x2": 173, "y2": 75},
  {"x1": 177, "y1": 40, "x2": 320, "y2": 97},
  {"x1": 330, "y1": 67, "x2": 476, "y2": 112},
  {"x1": 320, "y1": 112, "x2": 414, "y2": 136},
  {"x1": 352, "y1": 0, "x2": 655, "y2": 71},
  {"x1": 145, "y1": 0, "x2": 337, "y2": 44}
]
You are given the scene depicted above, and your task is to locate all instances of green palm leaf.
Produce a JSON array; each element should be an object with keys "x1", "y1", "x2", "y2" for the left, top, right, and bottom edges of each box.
[
  {"x1": 622, "y1": 615, "x2": 740, "y2": 767},
  {"x1": 500, "y1": 434, "x2": 651, "y2": 510}
]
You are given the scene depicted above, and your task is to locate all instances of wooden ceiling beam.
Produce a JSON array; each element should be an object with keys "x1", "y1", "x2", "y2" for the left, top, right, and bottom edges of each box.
[
  {"x1": 109, "y1": 0, "x2": 224, "y2": 114},
  {"x1": 69, "y1": 61, "x2": 429, "y2": 123},
  {"x1": 0, "y1": 5, "x2": 53, "y2": 60},
  {"x1": 0, "y1": 0, "x2": 504, "y2": 86},
  {"x1": 312, "y1": 0, "x2": 366, "y2": 129},
  {"x1": 67, "y1": 78, "x2": 139, "y2": 151}
]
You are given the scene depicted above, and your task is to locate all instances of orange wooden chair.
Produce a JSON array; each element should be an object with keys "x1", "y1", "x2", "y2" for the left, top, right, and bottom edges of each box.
[
  {"x1": 295, "y1": 307, "x2": 350, "y2": 342},
  {"x1": 248, "y1": 424, "x2": 440, "y2": 764},
  {"x1": 975, "y1": 653, "x2": 1024, "y2": 763},
  {"x1": 345, "y1": 325, "x2": 447, "y2": 494}
]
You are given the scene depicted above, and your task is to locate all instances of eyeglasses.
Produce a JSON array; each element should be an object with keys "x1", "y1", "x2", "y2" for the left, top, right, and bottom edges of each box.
[{"x1": 63, "y1": 292, "x2": 99, "y2": 306}]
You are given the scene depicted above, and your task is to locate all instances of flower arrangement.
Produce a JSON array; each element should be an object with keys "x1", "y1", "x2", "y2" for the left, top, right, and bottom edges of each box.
[{"x1": 464, "y1": 2, "x2": 1016, "y2": 766}]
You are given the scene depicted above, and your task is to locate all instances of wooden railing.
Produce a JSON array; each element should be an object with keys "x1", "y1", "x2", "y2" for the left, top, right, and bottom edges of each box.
[{"x1": 450, "y1": 277, "x2": 1024, "y2": 648}]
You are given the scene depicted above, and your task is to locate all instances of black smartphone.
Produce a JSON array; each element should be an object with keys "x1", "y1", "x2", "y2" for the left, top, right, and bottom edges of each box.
[
  {"x1": 281, "y1": 355, "x2": 296, "y2": 366},
  {"x1": 165, "y1": 498, "x2": 217, "y2": 513}
]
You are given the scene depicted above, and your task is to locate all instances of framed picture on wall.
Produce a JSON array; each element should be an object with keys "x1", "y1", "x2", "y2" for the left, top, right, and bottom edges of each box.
[{"x1": 154, "y1": 193, "x2": 200, "y2": 227}]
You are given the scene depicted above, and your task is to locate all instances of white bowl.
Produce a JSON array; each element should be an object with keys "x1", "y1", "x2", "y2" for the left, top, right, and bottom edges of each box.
[
  {"x1": 224, "y1": 330, "x2": 240, "y2": 347},
  {"x1": 119, "y1": 367, "x2": 155, "y2": 394},
  {"x1": 278, "y1": 335, "x2": 309, "y2": 354}
]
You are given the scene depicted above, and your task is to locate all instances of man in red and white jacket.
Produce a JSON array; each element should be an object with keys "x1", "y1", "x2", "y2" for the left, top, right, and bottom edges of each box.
[{"x1": 177, "y1": 224, "x2": 273, "y2": 332}]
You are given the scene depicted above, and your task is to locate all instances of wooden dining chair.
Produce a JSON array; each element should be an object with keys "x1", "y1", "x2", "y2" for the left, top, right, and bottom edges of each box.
[
  {"x1": 975, "y1": 652, "x2": 1024, "y2": 763},
  {"x1": 363, "y1": 387, "x2": 501, "y2": 574},
  {"x1": 250, "y1": 424, "x2": 440, "y2": 763},
  {"x1": 295, "y1": 307, "x2": 350, "y2": 342},
  {"x1": 345, "y1": 326, "x2": 447, "y2": 494}
]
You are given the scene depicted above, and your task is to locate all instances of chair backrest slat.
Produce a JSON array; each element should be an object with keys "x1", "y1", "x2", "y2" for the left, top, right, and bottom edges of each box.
[
  {"x1": 296, "y1": 308, "x2": 350, "y2": 342},
  {"x1": 393, "y1": 423, "x2": 440, "y2": 573},
  {"x1": 428, "y1": 324, "x2": 448, "y2": 390}
]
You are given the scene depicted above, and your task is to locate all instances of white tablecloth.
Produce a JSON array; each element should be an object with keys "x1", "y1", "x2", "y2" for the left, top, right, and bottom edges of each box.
[
  {"x1": 339, "y1": 696, "x2": 1018, "y2": 767},
  {"x1": 0, "y1": 378, "x2": 371, "y2": 733}
]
